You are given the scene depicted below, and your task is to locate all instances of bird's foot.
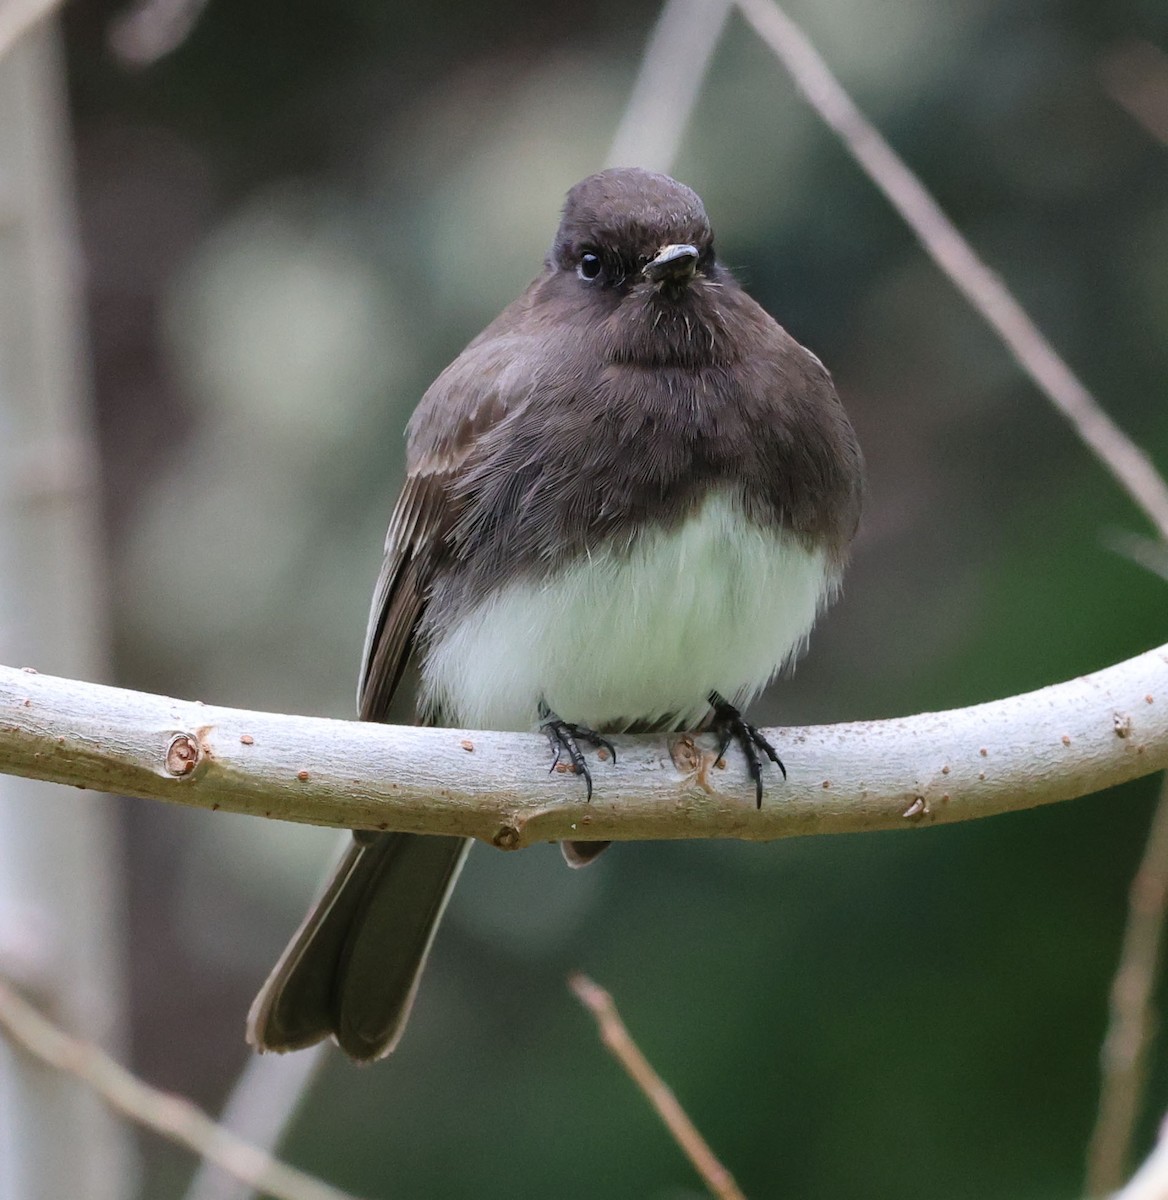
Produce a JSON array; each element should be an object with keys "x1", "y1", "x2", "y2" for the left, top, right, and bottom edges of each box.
[
  {"x1": 538, "y1": 702, "x2": 616, "y2": 801},
  {"x1": 709, "y1": 691, "x2": 785, "y2": 809}
]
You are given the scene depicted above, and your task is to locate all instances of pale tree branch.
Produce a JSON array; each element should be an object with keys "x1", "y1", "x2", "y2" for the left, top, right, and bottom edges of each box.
[
  {"x1": 183, "y1": 1049, "x2": 329, "y2": 1200},
  {"x1": 0, "y1": 10, "x2": 134, "y2": 1199},
  {"x1": 0, "y1": 650, "x2": 1166, "y2": 843},
  {"x1": 570, "y1": 974, "x2": 747, "y2": 1200},
  {"x1": 0, "y1": 978, "x2": 364, "y2": 1200},
  {"x1": 733, "y1": 0, "x2": 1168, "y2": 543},
  {"x1": 606, "y1": 0, "x2": 733, "y2": 172},
  {"x1": 0, "y1": 0, "x2": 62, "y2": 61}
]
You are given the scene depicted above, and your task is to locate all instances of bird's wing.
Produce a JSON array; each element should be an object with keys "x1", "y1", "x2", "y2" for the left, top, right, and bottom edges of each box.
[
  {"x1": 356, "y1": 312, "x2": 540, "y2": 722},
  {"x1": 357, "y1": 470, "x2": 450, "y2": 721}
]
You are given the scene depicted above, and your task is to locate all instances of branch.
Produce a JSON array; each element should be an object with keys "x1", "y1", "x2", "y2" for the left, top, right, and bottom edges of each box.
[
  {"x1": 183, "y1": 1048, "x2": 329, "y2": 1200},
  {"x1": 570, "y1": 974, "x2": 747, "y2": 1200},
  {"x1": 606, "y1": 0, "x2": 732, "y2": 172},
  {"x1": 0, "y1": 0, "x2": 61, "y2": 61},
  {"x1": 1, "y1": 648, "x2": 1166, "y2": 844},
  {"x1": 1086, "y1": 771, "x2": 1168, "y2": 1195},
  {"x1": 0, "y1": 978, "x2": 364, "y2": 1200},
  {"x1": 0, "y1": 9, "x2": 135, "y2": 1194},
  {"x1": 733, "y1": 0, "x2": 1168, "y2": 543}
]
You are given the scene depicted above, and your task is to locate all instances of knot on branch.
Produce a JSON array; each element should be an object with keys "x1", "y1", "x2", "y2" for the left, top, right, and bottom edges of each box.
[{"x1": 164, "y1": 732, "x2": 202, "y2": 777}]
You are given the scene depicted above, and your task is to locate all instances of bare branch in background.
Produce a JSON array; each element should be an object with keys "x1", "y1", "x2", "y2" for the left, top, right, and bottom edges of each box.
[
  {"x1": 570, "y1": 974, "x2": 747, "y2": 1200},
  {"x1": 1086, "y1": 773, "x2": 1168, "y2": 1196},
  {"x1": 1100, "y1": 40, "x2": 1168, "y2": 148},
  {"x1": 606, "y1": 0, "x2": 733, "y2": 172},
  {"x1": 0, "y1": 0, "x2": 61, "y2": 61},
  {"x1": 1, "y1": 649, "x2": 1167, "y2": 845},
  {"x1": 107, "y1": 0, "x2": 212, "y2": 65},
  {"x1": 183, "y1": 1047, "x2": 329, "y2": 1200},
  {"x1": 1105, "y1": 530, "x2": 1168, "y2": 584},
  {"x1": 0, "y1": 978, "x2": 364, "y2": 1200},
  {"x1": 733, "y1": 0, "x2": 1168, "y2": 543},
  {"x1": 0, "y1": 13, "x2": 133, "y2": 1197}
]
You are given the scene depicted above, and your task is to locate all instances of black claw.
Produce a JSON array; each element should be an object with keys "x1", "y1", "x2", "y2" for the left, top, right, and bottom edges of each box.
[
  {"x1": 539, "y1": 704, "x2": 614, "y2": 801},
  {"x1": 716, "y1": 727, "x2": 734, "y2": 763},
  {"x1": 709, "y1": 692, "x2": 786, "y2": 809}
]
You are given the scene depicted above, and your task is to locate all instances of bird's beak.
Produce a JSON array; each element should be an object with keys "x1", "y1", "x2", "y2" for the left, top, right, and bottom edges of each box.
[{"x1": 643, "y1": 243, "x2": 699, "y2": 287}]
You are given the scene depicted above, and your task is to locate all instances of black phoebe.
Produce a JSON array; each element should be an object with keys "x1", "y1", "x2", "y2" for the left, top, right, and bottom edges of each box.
[{"x1": 247, "y1": 168, "x2": 863, "y2": 1062}]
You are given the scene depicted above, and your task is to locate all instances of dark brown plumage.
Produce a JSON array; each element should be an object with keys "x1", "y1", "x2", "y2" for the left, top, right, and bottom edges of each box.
[{"x1": 247, "y1": 167, "x2": 863, "y2": 1062}]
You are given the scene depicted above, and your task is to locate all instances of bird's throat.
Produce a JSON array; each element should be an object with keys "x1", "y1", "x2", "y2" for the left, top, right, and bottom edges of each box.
[{"x1": 607, "y1": 286, "x2": 725, "y2": 369}]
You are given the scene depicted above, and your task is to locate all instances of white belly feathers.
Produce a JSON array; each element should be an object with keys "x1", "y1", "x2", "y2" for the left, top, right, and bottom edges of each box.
[{"x1": 419, "y1": 492, "x2": 833, "y2": 733}]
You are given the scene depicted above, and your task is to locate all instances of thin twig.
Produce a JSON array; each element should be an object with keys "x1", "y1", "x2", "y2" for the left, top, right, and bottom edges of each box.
[
  {"x1": 733, "y1": 0, "x2": 1168, "y2": 542},
  {"x1": 183, "y1": 1046, "x2": 329, "y2": 1200},
  {"x1": 570, "y1": 973, "x2": 747, "y2": 1200},
  {"x1": 0, "y1": 0, "x2": 62, "y2": 61},
  {"x1": 1086, "y1": 774, "x2": 1168, "y2": 1196},
  {"x1": 1105, "y1": 529, "x2": 1168, "y2": 584},
  {"x1": 606, "y1": 0, "x2": 733, "y2": 172},
  {"x1": 0, "y1": 978, "x2": 364, "y2": 1200}
]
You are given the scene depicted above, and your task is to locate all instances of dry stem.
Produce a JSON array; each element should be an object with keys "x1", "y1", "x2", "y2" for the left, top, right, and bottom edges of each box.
[
  {"x1": 734, "y1": 0, "x2": 1168, "y2": 542},
  {"x1": 0, "y1": 977, "x2": 364, "y2": 1200},
  {"x1": 606, "y1": 0, "x2": 733, "y2": 172},
  {"x1": 1086, "y1": 773, "x2": 1168, "y2": 1195},
  {"x1": 570, "y1": 973, "x2": 747, "y2": 1200}
]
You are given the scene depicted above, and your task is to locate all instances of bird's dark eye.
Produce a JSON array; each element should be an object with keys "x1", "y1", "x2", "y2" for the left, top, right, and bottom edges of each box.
[{"x1": 577, "y1": 252, "x2": 602, "y2": 281}]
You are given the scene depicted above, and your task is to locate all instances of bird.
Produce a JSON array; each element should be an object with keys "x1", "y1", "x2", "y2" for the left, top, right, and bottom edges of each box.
[{"x1": 247, "y1": 167, "x2": 863, "y2": 1062}]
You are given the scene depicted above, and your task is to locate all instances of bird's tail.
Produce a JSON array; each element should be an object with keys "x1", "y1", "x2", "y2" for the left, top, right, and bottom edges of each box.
[{"x1": 247, "y1": 831, "x2": 471, "y2": 1062}]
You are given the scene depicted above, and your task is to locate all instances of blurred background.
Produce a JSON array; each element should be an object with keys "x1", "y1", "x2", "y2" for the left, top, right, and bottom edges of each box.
[{"x1": 9, "y1": 0, "x2": 1168, "y2": 1194}]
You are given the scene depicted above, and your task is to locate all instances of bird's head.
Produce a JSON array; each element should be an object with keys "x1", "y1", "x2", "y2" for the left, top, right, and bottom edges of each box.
[
  {"x1": 550, "y1": 167, "x2": 717, "y2": 300},
  {"x1": 545, "y1": 168, "x2": 731, "y2": 366}
]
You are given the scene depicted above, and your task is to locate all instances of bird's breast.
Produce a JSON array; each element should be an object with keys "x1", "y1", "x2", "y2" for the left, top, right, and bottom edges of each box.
[{"x1": 419, "y1": 491, "x2": 834, "y2": 733}]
